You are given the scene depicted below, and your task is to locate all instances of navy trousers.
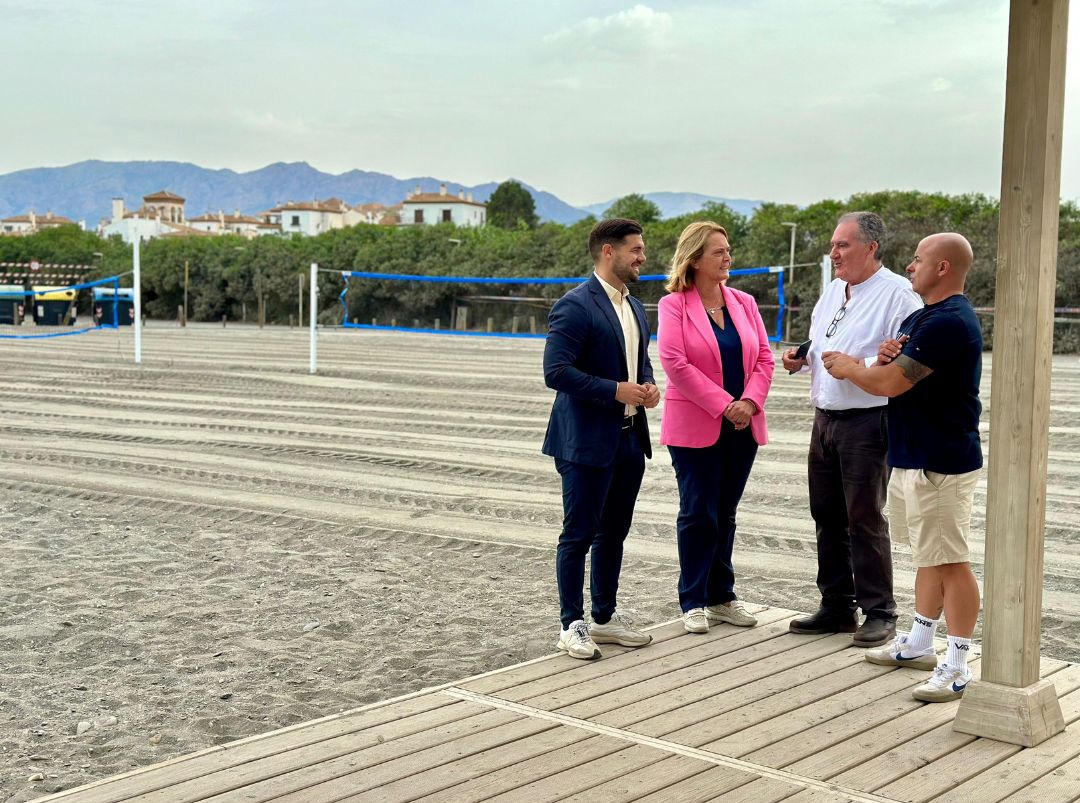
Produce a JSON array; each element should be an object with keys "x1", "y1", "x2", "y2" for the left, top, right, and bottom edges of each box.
[
  {"x1": 554, "y1": 428, "x2": 645, "y2": 629},
  {"x1": 668, "y1": 422, "x2": 758, "y2": 612}
]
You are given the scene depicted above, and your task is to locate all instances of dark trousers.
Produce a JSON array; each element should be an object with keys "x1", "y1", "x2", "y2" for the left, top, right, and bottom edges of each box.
[
  {"x1": 668, "y1": 422, "x2": 758, "y2": 612},
  {"x1": 808, "y1": 408, "x2": 895, "y2": 621},
  {"x1": 554, "y1": 429, "x2": 645, "y2": 629}
]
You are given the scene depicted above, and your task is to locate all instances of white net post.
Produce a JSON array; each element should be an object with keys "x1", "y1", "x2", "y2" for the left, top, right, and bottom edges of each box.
[
  {"x1": 820, "y1": 255, "x2": 832, "y2": 300},
  {"x1": 309, "y1": 262, "x2": 318, "y2": 374},
  {"x1": 134, "y1": 238, "x2": 143, "y2": 364}
]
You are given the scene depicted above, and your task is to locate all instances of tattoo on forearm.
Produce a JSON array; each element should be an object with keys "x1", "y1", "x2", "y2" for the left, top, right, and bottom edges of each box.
[{"x1": 895, "y1": 354, "x2": 933, "y2": 384}]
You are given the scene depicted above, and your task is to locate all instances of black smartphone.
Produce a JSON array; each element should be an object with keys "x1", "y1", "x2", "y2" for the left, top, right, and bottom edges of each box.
[{"x1": 789, "y1": 339, "x2": 812, "y2": 374}]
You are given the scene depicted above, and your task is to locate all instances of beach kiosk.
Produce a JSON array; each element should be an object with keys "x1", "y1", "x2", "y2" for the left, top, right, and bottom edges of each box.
[
  {"x1": 31, "y1": 286, "x2": 77, "y2": 326},
  {"x1": 93, "y1": 286, "x2": 135, "y2": 326},
  {"x1": 0, "y1": 284, "x2": 25, "y2": 325}
]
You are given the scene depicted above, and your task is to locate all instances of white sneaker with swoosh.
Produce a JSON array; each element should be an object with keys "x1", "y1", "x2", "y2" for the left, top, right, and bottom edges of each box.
[{"x1": 912, "y1": 663, "x2": 972, "y2": 702}]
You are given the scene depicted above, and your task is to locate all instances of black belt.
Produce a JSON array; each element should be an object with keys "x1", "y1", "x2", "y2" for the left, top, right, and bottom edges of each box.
[
  {"x1": 816, "y1": 406, "x2": 884, "y2": 419},
  {"x1": 621, "y1": 416, "x2": 636, "y2": 430}
]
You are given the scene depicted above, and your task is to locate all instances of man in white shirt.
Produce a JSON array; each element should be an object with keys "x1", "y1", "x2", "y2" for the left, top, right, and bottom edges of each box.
[{"x1": 782, "y1": 212, "x2": 922, "y2": 647}]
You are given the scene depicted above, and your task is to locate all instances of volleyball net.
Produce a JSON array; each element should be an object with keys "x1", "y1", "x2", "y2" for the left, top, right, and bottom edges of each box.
[
  {"x1": 329, "y1": 266, "x2": 787, "y2": 341},
  {"x1": 0, "y1": 273, "x2": 133, "y2": 340}
]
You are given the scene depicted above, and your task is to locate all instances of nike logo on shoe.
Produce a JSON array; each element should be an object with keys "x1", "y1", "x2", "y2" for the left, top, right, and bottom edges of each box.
[
  {"x1": 952, "y1": 681, "x2": 968, "y2": 693},
  {"x1": 896, "y1": 653, "x2": 923, "y2": 662}
]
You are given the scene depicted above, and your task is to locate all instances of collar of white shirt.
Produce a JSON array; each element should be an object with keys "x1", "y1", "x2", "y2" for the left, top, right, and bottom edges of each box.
[{"x1": 594, "y1": 271, "x2": 629, "y2": 303}]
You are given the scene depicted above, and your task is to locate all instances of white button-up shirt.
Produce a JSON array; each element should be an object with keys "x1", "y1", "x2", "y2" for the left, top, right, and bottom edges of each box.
[
  {"x1": 595, "y1": 272, "x2": 640, "y2": 416},
  {"x1": 805, "y1": 266, "x2": 922, "y2": 411}
]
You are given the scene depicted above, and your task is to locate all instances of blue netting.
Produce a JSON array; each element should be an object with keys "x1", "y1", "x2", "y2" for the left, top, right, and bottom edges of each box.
[
  {"x1": 335, "y1": 267, "x2": 786, "y2": 342},
  {"x1": 0, "y1": 275, "x2": 122, "y2": 340}
]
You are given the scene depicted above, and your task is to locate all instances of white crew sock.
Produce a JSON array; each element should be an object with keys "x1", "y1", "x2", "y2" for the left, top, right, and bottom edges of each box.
[
  {"x1": 904, "y1": 612, "x2": 938, "y2": 654},
  {"x1": 945, "y1": 635, "x2": 972, "y2": 671}
]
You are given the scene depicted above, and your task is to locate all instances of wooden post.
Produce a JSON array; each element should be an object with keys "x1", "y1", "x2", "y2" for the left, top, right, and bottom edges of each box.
[
  {"x1": 434, "y1": 318, "x2": 441, "y2": 330},
  {"x1": 529, "y1": 316, "x2": 537, "y2": 334},
  {"x1": 953, "y1": 0, "x2": 1069, "y2": 748},
  {"x1": 288, "y1": 314, "x2": 294, "y2": 328},
  {"x1": 391, "y1": 318, "x2": 397, "y2": 327},
  {"x1": 486, "y1": 317, "x2": 494, "y2": 333},
  {"x1": 177, "y1": 305, "x2": 184, "y2": 326},
  {"x1": 511, "y1": 315, "x2": 519, "y2": 334},
  {"x1": 457, "y1": 306, "x2": 468, "y2": 331}
]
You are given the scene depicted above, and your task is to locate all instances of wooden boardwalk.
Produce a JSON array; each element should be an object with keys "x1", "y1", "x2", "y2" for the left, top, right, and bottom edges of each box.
[{"x1": 33, "y1": 607, "x2": 1080, "y2": 803}]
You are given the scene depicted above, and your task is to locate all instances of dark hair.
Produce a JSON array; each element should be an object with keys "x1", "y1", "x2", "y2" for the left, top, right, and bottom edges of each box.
[
  {"x1": 588, "y1": 218, "x2": 643, "y2": 260},
  {"x1": 839, "y1": 211, "x2": 887, "y2": 260}
]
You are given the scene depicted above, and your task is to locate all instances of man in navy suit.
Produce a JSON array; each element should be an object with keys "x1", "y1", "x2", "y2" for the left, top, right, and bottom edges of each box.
[{"x1": 543, "y1": 218, "x2": 660, "y2": 660}]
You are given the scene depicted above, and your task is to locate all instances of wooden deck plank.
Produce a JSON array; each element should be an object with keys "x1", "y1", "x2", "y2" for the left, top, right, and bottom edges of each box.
[
  {"x1": 339, "y1": 726, "x2": 595, "y2": 803},
  {"x1": 631, "y1": 766, "x2": 762, "y2": 803},
  {"x1": 31, "y1": 694, "x2": 464, "y2": 803},
  {"x1": 655, "y1": 651, "x2": 895, "y2": 748},
  {"x1": 699, "y1": 662, "x2": 931, "y2": 759},
  {"x1": 271, "y1": 716, "x2": 560, "y2": 803},
  {"x1": 510, "y1": 620, "x2": 814, "y2": 713},
  {"x1": 477, "y1": 743, "x2": 675, "y2": 803},
  {"x1": 704, "y1": 776, "x2": 806, "y2": 803},
  {"x1": 738, "y1": 659, "x2": 988, "y2": 768},
  {"x1": 580, "y1": 633, "x2": 856, "y2": 727},
  {"x1": 558, "y1": 754, "x2": 720, "y2": 803},
  {"x1": 829, "y1": 660, "x2": 1069, "y2": 793},
  {"x1": 131, "y1": 707, "x2": 522, "y2": 803},
  {"x1": 459, "y1": 619, "x2": 690, "y2": 694},
  {"x1": 404, "y1": 734, "x2": 628, "y2": 803},
  {"x1": 995, "y1": 749, "x2": 1080, "y2": 803},
  {"x1": 912, "y1": 664, "x2": 1080, "y2": 803},
  {"x1": 494, "y1": 610, "x2": 799, "y2": 705},
  {"x1": 876, "y1": 667, "x2": 1080, "y2": 802}
]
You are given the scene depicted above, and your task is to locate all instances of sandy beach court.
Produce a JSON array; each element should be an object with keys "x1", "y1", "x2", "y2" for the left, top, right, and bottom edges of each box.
[{"x1": 1, "y1": 325, "x2": 1078, "y2": 802}]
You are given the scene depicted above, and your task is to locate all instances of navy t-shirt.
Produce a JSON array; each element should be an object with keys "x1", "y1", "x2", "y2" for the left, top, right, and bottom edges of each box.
[
  {"x1": 887, "y1": 294, "x2": 983, "y2": 473},
  {"x1": 711, "y1": 308, "x2": 745, "y2": 397}
]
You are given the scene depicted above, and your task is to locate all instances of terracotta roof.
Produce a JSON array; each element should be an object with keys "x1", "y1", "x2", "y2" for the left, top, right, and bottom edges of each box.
[
  {"x1": 189, "y1": 213, "x2": 264, "y2": 225},
  {"x1": 271, "y1": 199, "x2": 348, "y2": 214},
  {"x1": 159, "y1": 222, "x2": 215, "y2": 237},
  {"x1": 1, "y1": 213, "x2": 75, "y2": 225},
  {"x1": 143, "y1": 190, "x2": 185, "y2": 202},
  {"x1": 403, "y1": 193, "x2": 486, "y2": 208}
]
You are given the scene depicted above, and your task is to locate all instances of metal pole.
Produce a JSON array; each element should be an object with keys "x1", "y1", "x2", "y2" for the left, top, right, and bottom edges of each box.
[
  {"x1": 781, "y1": 222, "x2": 797, "y2": 342},
  {"x1": 298, "y1": 273, "x2": 304, "y2": 328},
  {"x1": 133, "y1": 237, "x2": 142, "y2": 364},
  {"x1": 309, "y1": 263, "x2": 317, "y2": 374},
  {"x1": 820, "y1": 255, "x2": 832, "y2": 300},
  {"x1": 183, "y1": 259, "x2": 189, "y2": 327}
]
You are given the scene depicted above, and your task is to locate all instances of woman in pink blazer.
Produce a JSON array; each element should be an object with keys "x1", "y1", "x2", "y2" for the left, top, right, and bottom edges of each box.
[{"x1": 658, "y1": 221, "x2": 775, "y2": 634}]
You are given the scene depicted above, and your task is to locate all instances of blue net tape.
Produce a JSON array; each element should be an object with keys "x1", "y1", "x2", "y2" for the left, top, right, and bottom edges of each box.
[
  {"x1": 336, "y1": 267, "x2": 786, "y2": 341},
  {"x1": 0, "y1": 275, "x2": 121, "y2": 339}
]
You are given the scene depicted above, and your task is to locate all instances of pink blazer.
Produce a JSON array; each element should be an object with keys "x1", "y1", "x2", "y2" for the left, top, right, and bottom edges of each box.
[{"x1": 658, "y1": 284, "x2": 775, "y2": 447}]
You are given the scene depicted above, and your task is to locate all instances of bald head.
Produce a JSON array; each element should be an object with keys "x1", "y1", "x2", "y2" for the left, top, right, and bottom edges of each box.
[{"x1": 905, "y1": 232, "x2": 974, "y2": 303}]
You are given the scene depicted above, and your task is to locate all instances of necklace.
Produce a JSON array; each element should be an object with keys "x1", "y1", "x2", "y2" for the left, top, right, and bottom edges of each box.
[{"x1": 704, "y1": 302, "x2": 724, "y2": 315}]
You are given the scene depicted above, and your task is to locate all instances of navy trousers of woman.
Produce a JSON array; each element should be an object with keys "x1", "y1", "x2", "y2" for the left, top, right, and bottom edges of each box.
[{"x1": 668, "y1": 421, "x2": 758, "y2": 612}]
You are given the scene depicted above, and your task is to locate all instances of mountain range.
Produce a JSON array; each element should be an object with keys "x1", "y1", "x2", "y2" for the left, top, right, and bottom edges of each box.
[{"x1": 0, "y1": 160, "x2": 762, "y2": 226}]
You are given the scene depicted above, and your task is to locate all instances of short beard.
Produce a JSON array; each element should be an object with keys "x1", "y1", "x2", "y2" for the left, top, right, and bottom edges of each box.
[{"x1": 613, "y1": 259, "x2": 640, "y2": 285}]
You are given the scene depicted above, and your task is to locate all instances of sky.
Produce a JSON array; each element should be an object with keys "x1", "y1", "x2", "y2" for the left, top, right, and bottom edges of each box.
[{"x1": 1, "y1": 0, "x2": 1077, "y2": 208}]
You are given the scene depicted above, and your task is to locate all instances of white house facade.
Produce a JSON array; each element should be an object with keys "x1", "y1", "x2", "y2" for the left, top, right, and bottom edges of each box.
[{"x1": 401, "y1": 184, "x2": 486, "y2": 227}]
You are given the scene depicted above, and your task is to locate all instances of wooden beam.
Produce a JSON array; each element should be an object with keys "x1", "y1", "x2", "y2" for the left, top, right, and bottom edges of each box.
[{"x1": 953, "y1": 0, "x2": 1069, "y2": 747}]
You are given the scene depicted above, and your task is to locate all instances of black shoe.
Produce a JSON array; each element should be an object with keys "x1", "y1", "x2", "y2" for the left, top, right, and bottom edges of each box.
[
  {"x1": 852, "y1": 616, "x2": 896, "y2": 647},
  {"x1": 789, "y1": 607, "x2": 858, "y2": 635}
]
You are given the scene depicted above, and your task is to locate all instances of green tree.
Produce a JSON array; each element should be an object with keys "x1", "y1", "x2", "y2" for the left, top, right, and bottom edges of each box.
[
  {"x1": 486, "y1": 180, "x2": 539, "y2": 229},
  {"x1": 604, "y1": 194, "x2": 661, "y2": 224}
]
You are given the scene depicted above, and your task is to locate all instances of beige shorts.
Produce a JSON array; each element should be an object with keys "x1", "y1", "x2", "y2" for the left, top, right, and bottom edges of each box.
[{"x1": 888, "y1": 467, "x2": 981, "y2": 567}]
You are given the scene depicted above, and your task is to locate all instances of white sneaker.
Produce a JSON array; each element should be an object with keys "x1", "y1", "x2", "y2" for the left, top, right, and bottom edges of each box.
[
  {"x1": 912, "y1": 663, "x2": 972, "y2": 702},
  {"x1": 589, "y1": 609, "x2": 652, "y2": 647},
  {"x1": 557, "y1": 620, "x2": 601, "y2": 660},
  {"x1": 865, "y1": 634, "x2": 938, "y2": 671},
  {"x1": 705, "y1": 601, "x2": 758, "y2": 627},
  {"x1": 683, "y1": 608, "x2": 709, "y2": 634}
]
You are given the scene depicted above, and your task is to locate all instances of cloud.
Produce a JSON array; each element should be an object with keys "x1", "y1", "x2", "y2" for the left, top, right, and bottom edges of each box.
[
  {"x1": 233, "y1": 110, "x2": 313, "y2": 138},
  {"x1": 544, "y1": 4, "x2": 673, "y2": 56}
]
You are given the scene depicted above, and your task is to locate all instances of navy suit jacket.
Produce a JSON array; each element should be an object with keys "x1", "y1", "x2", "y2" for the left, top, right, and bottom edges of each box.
[{"x1": 542, "y1": 275, "x2": 654, "y2": 467}]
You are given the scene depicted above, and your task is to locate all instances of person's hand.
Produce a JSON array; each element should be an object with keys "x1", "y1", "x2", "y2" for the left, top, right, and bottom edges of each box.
[
  {"x1": 615, "y1": 381, "x2": 651, "y2": 407},
  {"x1": 723, "y1": 400, "x2": 755, "y2": 429},
  {"x1": 782, "y1": 347, "x2": 808, "y2": 374},
  {"x1": 641, "y1": 382, "x2": 661, "y2": 409},
  {"x1": 876, "y1": 334, "x2": 909, "y2": 365},
  {"x1": 821, "y1": 351, "x2": 861, "y2": 380}
]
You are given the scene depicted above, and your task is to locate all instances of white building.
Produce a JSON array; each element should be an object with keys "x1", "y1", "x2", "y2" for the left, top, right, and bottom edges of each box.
[
  {"x1": 99, "y1": 191, "x2": 207, "y2": 243},
  {"x1": 1, "y1": 210, "x2": 80, "y2": 236},
  {"x1": 401, "y1": 184, "x2": 486, "y2": 227},
  {"x1": 188, "y1": 210, "x2": 280, "y2": 238},
  {"x1": 268, "y1": 198, "x2": 358, "y2": 236}
]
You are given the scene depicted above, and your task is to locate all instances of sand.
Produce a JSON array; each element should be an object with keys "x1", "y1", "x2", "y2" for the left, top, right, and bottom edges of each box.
[{"x1": 1, "y1": 325, "x2": 1078, "y2": 802}]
